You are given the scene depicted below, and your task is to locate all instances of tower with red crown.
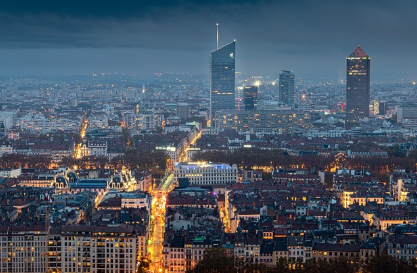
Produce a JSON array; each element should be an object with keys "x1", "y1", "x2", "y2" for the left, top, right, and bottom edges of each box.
[{"x1": 346, "y1": 45, "x2": 370, "y2": 123}]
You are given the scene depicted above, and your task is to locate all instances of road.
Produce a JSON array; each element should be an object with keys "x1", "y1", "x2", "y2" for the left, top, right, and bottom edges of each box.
[
  {"x1": 159, "y1": 173, "x2": 175, "y2": 192},
  {"x1": 147, "y1": 128, "x2": 202, "y2": 272},
  {"x1": 148, "y1": 190, "x2": 168, "y2": 273},
  {"x1": 179, "y1": 130, "x2": 202, "y2": 162},
  {"x1": 147, "y1": 172, "x2": 177, "y2": 272},
  {"x1": 74, "y1": 117, "x2": 88, "y2": 159}
]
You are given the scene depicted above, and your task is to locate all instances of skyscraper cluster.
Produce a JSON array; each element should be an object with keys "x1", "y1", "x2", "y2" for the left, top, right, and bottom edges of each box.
[{"x1": 209, "y1": 42, "x2": 371, "y2": 125}]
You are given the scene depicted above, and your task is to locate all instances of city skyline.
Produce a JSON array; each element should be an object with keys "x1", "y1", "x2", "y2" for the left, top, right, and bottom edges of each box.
[
  {"x1": 0, "y1": 0, "x2": 416, "y2": 80},
  {"x1": 1, "y1": 2, "x2": 417, "y2": 272}
]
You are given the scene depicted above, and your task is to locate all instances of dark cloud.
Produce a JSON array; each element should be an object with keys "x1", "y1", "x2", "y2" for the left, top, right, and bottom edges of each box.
[
  {"x1": 0, "y1": 0, "x2": 416, "y2": 78},
  {"x1": 0, "y1": 0, "x2": 267, "y2": 20}
]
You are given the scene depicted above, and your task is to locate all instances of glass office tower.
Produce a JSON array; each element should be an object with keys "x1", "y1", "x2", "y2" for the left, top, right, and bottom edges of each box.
[
  {"x1": 243, "y1": 86, "x2": 258, "y2": 110},
  {"x1": 346, "y1": 46, "x2": 370, "y2": 123},
  {"x1": 210, "y1": 41, "x2": 235, "y2": 121}
]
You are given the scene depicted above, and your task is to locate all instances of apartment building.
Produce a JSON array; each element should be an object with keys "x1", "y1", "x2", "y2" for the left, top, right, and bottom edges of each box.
[
  {"x1": 214, "y1": 110, "x2": 310, "y2": 135},
  {"x1": 388, "y1": 236, "x2": 417, "y2": 261},
  {"x1": 174, "y1": 162, "x2": 238, "y2": 186},
  {"x1": 0, "y1": 225, "x2": 48, "y2": 273},
  {"x1": 51, "y1": 224, "x2": 145, "y2": 273}
]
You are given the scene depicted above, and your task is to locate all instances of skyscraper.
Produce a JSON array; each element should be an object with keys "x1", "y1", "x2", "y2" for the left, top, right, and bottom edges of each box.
[
  {"x1": 243, "y1": 86, "x2": 258, "y2": 110},
  {"x1": 379, "y1": 102, "x2": 387, "y2": 116},
  {"x1": 210, "y1": 41, "x2": 235, "y2": 121},
  {"x1": 346, "y1": 46, "x2": 370, "y2": 123},
  {"x1": 279, "y1": 70, "x2": 295, "y2": 106}
]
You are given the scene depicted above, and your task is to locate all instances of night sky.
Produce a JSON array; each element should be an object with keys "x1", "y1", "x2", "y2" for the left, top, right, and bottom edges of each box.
[{"x1": 0, "y1": 0, "x2": 416, "y2": 79}]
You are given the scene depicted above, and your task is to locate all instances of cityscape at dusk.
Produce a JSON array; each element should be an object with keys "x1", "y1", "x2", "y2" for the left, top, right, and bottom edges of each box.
[{"x1": 0, "y1": 1, "x2": 417, "y2": 273}]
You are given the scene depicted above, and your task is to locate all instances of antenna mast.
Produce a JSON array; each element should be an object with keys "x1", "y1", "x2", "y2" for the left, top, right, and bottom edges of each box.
[{"x1": 216, "y1": 23, "x2": 219, "y2": 49}]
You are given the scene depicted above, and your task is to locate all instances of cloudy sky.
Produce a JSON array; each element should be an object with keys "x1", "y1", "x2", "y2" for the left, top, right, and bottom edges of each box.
[{"x1": 0, "y1": 0, "x2": 416, "y2": 79}]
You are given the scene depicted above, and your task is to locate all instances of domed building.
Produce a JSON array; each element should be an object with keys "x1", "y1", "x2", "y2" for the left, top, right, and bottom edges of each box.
[
  {"x1": 54, "y1": 168, "x2": 137, "y2": 196},
  {"x1": 54, "y1": 175, "x2": 68, "y2": 189}
]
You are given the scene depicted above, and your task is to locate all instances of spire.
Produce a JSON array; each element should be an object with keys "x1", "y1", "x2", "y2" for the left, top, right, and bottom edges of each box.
[
  {"x1": 348, "y1": 45, "x2": 368, "y2": 58},
  {"x1": 216, "y1": 23, "x2": 219, "y2": 49}
]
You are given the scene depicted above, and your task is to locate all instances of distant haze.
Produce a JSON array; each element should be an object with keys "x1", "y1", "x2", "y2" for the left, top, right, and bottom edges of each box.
[{"x1": 0, "y1": 0, "x2": 416, "y2": 80}]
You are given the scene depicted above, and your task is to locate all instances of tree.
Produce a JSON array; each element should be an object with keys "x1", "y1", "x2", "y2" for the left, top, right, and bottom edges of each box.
[
  {"x1": 137, "y1": 257, "x2": 150, "y2": 273},
  {"x1": 122, "y1": 128, "x2": 133, "y2": 147},
  {"x1": 60, "y1": 156, "x2": 80, "y2": 168},
  {"x1": 362, "y1": 254, "x2": 398, "y2": 273},
  {"x1": 408, "y1": 149, "x2": 417, "y2": 161},
  {"x1": 187, "y1": 248, "x2": 237, "y2": 273},
  {"x1": 397, "y1": 258, "x2": 417, "y2": 273}
]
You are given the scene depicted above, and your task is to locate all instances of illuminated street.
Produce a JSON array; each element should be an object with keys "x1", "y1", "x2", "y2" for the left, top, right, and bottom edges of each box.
[
  {"x1": 220, "y1": 206, "x2": 231, "y2": 233},
  {"x1": 148, "y1": 171, "x2": 177, "y2": 272},
  {"x1": 180, "y1": 129, "x2": 202, "y2": 162},
  {"x1": 148, "y1": 190, "x2": 167, "y2": 273},
  {"x1": 148, "y1": 129, "x2": 201, "y2": 272},
  {"x1": 74, "y1": 117, "x2": 88, "y2": 159}
]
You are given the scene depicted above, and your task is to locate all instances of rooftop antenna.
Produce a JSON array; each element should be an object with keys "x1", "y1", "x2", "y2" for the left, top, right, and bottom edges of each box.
[{"x1": 216, "y1": 23, "x2": 219, "y2": 49}]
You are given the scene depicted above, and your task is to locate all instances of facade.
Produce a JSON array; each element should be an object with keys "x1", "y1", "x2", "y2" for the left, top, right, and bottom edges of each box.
[
  {"x1": 273, "y1": 243, "x2": 288, "y2": 265},
  {"x1": 287, "y1": 236, "x2": 308, "y2": 263},
  {"x1": 50, "y1": 224, "x2": 144, "y2": 273},
  {"x1": 0, "y1": 224, "x2": 145, "y2": 273},
  {"x1": 0, "y1": 226, "x2": 48, "y2": 273},
  {"x1": 388, "y1": 236, "x2": 417, "y2": 261},
  {"x1": 396, "y1": 104, "x2": 417, "y2": 128},
  {"x1": 121, "y1": 192, "x2": 151, "y2": 211},
  {"x1": 210, "y1": 41, "x2": 236, "y2": 121},
  {"x1": 174, "y1": 162, "x2": 238, "y2": 185},
  {"x1": 312, "y1": 243, "x2": 360, "y2": 261},
  {"x1": 372, "y1": 211, "x2": 410, "y2": 231},
  {"x1": 0, "y1": 141, "x2": 13, "y2": 157},
  {"x1": 18, "y1": 174, "x2": 55, "y2": 187},
  {"x1": 163, "y1": 236, "x2": 186, "y2": 273},
  {"x1": 243, "y1": 86, "x2": 258, "y2": 110},
  {"x1": 163, "y1": 236, "x2": 220, "y2": 273},
  {"x1": 279, "y1": 70, "x2": 295, "y2": 106},
  {"x1": 88, "y1": 140, "x2": 107, "y2": 157},
  {"x1": 123, "y1": 112, "x2": 139, "y2": 130},
  {"x1": 346, "y1": 46, "x2": 370, "y2": 123},
  {"x1": 0, "y1": 167, "x2": 21, "y2": 178},
  {"x1": 139, "y1": 111, "x2": 163, "y2": 131},
  {"x1": 214, "y1": 110, "x2": 310, "y2": 135}
]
